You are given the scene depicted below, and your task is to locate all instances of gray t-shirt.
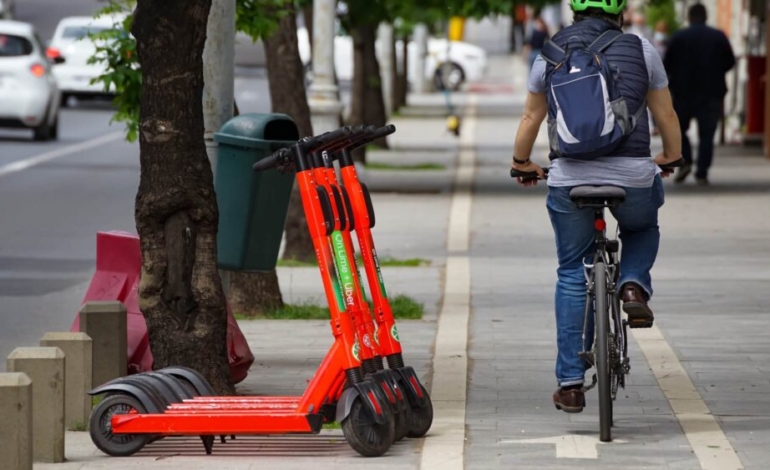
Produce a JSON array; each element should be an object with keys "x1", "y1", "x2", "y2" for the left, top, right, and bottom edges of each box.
[{"x1": 528, "y1": 37, "x2": 669, "y2": 188}]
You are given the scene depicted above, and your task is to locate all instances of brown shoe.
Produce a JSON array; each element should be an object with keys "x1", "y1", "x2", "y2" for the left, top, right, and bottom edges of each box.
[
  {"x1": 553, "y1": 387, "x2": 585, "y2": 413},
  {"x1": 622, "y1": 283, "x2": 654, "y2": 328}
]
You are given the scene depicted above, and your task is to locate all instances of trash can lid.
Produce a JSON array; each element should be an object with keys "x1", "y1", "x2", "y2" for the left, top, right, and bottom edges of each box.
[{"x1": 215, "y1": 113, "x2": 300, "y2": 149}]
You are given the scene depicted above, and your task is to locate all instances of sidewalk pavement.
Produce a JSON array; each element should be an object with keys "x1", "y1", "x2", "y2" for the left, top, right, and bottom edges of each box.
[{"x1": 37, "y1": 54, "x2": 770, "y2": 469}]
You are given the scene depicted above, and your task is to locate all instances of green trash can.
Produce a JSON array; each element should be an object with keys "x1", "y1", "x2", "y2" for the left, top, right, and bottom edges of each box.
[{"x1": 214, "y1": 113, "x2": 299, "y2": 272}]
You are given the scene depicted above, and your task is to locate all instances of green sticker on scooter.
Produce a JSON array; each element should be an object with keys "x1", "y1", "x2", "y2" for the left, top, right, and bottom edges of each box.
[
  {"x1": 352, "y1": 339, "x2": 361, "y2": 362},
  {"x1": 391, "y1": 325, "x2": 400, "y2": 342}
]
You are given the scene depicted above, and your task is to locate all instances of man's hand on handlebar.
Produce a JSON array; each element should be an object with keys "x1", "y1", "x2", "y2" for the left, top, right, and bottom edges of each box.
[
  {"x1": 654, "y1": 152, "x2": 682, "y2": 178},
  {"x1": 511, "y1": 158, "x2": 546, "y2": 187}
]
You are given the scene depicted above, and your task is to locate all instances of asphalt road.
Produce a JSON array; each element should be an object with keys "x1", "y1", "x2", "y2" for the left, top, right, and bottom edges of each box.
[{"x1": 0, "y1": 2, "x2": 276, "y2": 366}]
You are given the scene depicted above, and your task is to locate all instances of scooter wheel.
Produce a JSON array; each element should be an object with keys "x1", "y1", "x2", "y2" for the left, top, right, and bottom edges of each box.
[
  {"x1": 89, "y1": 393, "x2": 151, "y2": 457},
  {"x1": 394, "y1": 403, "x2": 411, "y2": 441},
  {"x1": 342, "y1": 396, "x2": 395, "y2": 457},
  {"x1": 407, "y1": 385, "x2": 434, "y2": 438}
]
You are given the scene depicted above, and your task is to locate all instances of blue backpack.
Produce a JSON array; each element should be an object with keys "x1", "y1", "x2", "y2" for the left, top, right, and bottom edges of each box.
[{"x1": 540, "y1": 30, "x2": 645, "y2": 160}]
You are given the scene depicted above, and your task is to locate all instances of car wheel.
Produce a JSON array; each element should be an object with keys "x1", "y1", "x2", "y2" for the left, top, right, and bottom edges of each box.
[
  {"x1": 50, "y1": 115, "x2": 59, "y2": 141},
  {"x1": 60, "y1": 93, "x2": 70, "y2": 108},
  {"x1": 33, "y1": 112, "x2": 52, "y2": 142},
  {"x1": 434, "y1": 62, "x2": 465, "y2": 92}
]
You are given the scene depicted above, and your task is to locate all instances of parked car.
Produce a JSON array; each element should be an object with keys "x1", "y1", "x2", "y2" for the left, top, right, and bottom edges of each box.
[
  {"x1": 48, "y1": 15, "x2": 125, "y2": 105},
  {"x1": 0, "y1": 20, "x2": 62, "y2": 140},
  {"x1": 0, "y1": 0, "x2": 16, "y2": 20},
  {"x1": 297, "y1": 28, "x2": 487, "y2": 91}
]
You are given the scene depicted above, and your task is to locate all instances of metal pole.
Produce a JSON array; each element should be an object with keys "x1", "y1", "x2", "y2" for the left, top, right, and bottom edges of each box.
[
  {"x1": 308, "y1": 0, "x2": 343, "y2": 133},
  {"x1": 203, "y1": 0, "x2": 236, "y2": 177},
  {"x1": 413, "y1": 23, "x2": 430, "y2": 94}
]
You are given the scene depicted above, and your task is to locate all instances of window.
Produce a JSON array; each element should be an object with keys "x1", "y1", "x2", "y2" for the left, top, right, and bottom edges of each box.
[
  {"x1": 0, "y1": 34, "x2": 33, "y2": 57},
  {"x1": 61, "y1": 26, "x2": 111, "y2": 40}
]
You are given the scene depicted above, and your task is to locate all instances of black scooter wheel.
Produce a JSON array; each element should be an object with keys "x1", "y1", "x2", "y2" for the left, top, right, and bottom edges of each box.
[
  {"x1": 407, "y1": 385, "x2": 434, "y2": 438},
  {"x1": 394, "y1": 404, "x2": 411, "y2": 441},
  {"x1": 342, "y1": 396, "x2": 395, "y2": 457},
  {"x1": 90, "y1": 393, "x2": 151, "y2": 457}
]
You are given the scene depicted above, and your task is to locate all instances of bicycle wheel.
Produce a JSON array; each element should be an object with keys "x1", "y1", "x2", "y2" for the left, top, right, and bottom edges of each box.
[{"x1": 594, "y1": 261, "x2": 612, "y2": 442}]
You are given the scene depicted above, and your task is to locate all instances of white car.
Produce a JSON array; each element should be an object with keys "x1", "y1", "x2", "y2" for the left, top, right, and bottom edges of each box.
[
  {"x1": 0, "y1": 20, "x2": 62, "y2": 140},
  {"x1": 297, "y1": 28, "x2": 487, "y2": 91},
  {"x1": 0, "y1": 0, "x2": 16, "y2": 20},
  {"x1": 48, "y1": 15, "x2": 125, "y2": 104}
]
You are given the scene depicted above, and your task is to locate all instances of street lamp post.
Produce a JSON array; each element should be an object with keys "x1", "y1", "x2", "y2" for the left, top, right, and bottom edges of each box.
[
  {"x1": 308, "y1": 0, "x2": 343, "y2": 133},
  {"x1": 203, "y1": 0, "x2": 236, "y2": 178}
]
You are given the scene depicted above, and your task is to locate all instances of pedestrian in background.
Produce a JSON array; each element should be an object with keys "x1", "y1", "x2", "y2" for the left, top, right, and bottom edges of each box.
[
  {"x1": 664, "y1": 4, "x2": 735, "y2": 185},
  {"x1": 652, "y1": 20, "x2": 669, "y2": 57},
  {"x1": 525, "y1": 13, "x2": 549, "y2": 72},
  {"x1": 626, "y1": 11, "x2": 653, "y2": 42}
]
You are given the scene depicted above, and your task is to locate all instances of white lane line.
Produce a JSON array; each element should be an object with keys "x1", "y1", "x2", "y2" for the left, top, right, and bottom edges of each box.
[
  {"x1": 0, "y1": 131, "x2": 124, "y2": 178},
  {"x1": 420, "y1": 94, "x2": 476, "y2": 470},
  {"x1": 501, "y1": 434, "x2": 627, "y2": 459},
  {"x1": 633, "y1": 325, "x2": 744, "y2": 470}
]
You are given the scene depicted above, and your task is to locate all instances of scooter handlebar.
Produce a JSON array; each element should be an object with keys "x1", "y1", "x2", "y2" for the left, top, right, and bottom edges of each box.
[{"x1": 252, "y1": 147, "x2": 291, "y2": 172}]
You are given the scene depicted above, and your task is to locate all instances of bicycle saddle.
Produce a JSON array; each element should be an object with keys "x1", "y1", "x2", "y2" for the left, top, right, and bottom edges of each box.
[{"x1": 569, "y1": 186, "x2": 627, "y2": 202}]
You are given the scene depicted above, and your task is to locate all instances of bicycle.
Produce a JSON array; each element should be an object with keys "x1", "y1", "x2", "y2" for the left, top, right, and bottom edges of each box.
[{"x1": 511, "y1": 159, "x2": 682, "y2": 442}]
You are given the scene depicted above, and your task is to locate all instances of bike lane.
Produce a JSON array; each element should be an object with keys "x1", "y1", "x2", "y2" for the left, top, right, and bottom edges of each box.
[{"x1": 462, "y1": 58, "x2": 716, "y2": 468}]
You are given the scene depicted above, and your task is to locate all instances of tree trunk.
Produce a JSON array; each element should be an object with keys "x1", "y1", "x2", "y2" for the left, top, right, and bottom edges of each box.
[
  {"x1": 349, "y1": 23, "x2": 388, "y2": 161},
  {"x1": 302, "y1": 2, "x2": 313, "y2": 56},
  {"x1": 388, "y1": 25, "x2": 399, "y2": 114},
  {"x1": 227, "y1": 270, "x2": 284, "y2": 316},
  {"x1": 396, "y1": 34, "x2": 409, "y2": 109},
  {"x1": 266, "y1": 5, "x2": 316, "y2": 263},
  {"x1": 132, "y1": 0, "x2": 233, "y2": 395}
]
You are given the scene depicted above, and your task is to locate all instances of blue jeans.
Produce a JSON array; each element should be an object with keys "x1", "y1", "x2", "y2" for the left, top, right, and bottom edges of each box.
[{"x1": 546, "y1": 176, "x2": 665, "y2": 387}]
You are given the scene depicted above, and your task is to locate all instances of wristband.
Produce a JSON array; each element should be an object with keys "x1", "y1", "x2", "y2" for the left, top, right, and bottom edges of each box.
[{"x1": 513, "y1": 156, "x2": 530, "y2": 165}]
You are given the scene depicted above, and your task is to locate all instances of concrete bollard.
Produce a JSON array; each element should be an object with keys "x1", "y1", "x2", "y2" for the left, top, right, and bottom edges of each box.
[
  {"x1": 7, "y1": 347, "x2": 65, "y2": 463},
  {"x1": 79, "y1": 301, "x2": 127, "y2": 387},
  {"x1": 40, "y1": 332, "x2": 93, "y2": 430},
  {"x1": 0, "y1": 372, "x2": 33, "y2": 470}
]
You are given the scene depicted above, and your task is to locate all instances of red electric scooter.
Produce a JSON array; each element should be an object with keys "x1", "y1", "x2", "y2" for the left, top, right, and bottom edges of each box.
[{"x1": 87, "y1": 128, "x2": 396, "y2": 458}]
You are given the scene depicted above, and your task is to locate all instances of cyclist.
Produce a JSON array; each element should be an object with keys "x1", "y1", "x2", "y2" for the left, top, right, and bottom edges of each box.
[{"x1": 509, "y1": 0, "x2": 682, "y2": 413}]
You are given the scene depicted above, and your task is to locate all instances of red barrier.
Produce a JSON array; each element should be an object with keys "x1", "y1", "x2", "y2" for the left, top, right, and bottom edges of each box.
[{"x1": 70, "y1": 231, "x2": 253, "y2": 384}]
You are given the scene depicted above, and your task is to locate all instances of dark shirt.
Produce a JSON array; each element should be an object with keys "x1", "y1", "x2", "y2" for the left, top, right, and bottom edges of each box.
[
  {"x1": 528, "y1": 29, "x2": 549, "y2": 50},
  {"x1": 663, "y1": 24, "x2": 735, "y2": 102}
]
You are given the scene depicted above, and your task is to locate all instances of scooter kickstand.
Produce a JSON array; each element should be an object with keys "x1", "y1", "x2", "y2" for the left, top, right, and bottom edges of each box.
[{"x1": 201, "y1": 435, "x2": 215, "y2": 455}]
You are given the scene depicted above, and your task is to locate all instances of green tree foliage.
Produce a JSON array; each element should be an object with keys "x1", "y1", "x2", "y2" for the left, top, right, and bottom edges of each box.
[
  {"x1": 645, "y1": 0, "x2": 679, "y2": 34},
  {"x1": 88, "y1": 0, "x2": 139, "y2": 141},
  {"x1": 89, "y1": 0, "x2": 296, "y2": 142}
]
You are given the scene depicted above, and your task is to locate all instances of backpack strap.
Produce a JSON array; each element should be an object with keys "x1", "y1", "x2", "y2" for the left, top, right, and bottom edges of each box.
[
  {"x1": 629, "y1": 102, "x2": 647, "y2": 131},
  {"x1": 588, "y1": 29, "x2": 624, "y2": 53},
  {"x1": 540, "y1": 40, "x2": 565, "y2": 66}
]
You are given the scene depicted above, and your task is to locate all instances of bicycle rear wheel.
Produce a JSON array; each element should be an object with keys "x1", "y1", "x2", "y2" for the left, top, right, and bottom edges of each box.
[{"x1": 594, "y1": 261, "x2": 612, "y2": 442}]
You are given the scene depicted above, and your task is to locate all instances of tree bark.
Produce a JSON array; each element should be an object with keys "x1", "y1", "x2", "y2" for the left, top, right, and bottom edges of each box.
[
  {"x1": 226, "y1": 270, "x2": 284, "y2": 316},
  {"x1": 396, "y1": 34, "x2": 409, "y2": 110},
  {"x1": 349, "y1": 23, "x2": 388, "y2": 161},
  {"x1": 132, "y1": 0, "x2": 233, "y2": 395},
  {"x1": 387, "y1": 25, "x2": 399, "y2": 114},
  {"x1": 266, "y1": 5, "x2": 316, "y2": 263},
  {"x1": 302, "y1": 2, "x2": 313, "y2": 56}
]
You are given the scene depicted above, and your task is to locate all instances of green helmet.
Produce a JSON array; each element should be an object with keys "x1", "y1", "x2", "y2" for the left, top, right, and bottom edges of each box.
[{"x1": 571, "y1": 0, "x2": 627, "y2": 16}]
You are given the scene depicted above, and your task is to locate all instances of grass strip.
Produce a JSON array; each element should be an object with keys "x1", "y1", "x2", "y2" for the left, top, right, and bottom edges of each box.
[
  {"x1": 234, "y1": 294, "x2": 423, "y2": 320},
  {"x1": 364, "y1": 162, "x2": 445, "y2": 171}
]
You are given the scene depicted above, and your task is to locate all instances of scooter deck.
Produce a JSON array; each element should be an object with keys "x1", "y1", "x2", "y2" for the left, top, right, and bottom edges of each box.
[{"x1": 111, "y1": 411, "x2": 324, "y2": 435}]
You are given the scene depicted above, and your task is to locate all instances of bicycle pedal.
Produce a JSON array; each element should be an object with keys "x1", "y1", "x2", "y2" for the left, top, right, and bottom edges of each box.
[{"x1": 628, "y1": 318, "x2": 653, "y2": 329}]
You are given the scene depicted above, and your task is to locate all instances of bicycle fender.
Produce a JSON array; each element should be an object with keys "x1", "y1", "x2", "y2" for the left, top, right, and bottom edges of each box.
[{"x1": 88, "y1": 382, "x2": 163, "y2": 414}]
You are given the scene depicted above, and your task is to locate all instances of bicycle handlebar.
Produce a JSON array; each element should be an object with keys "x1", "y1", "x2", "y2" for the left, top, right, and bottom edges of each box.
[{"x1": 509, "y1": 157, "x2": 686, "y2": 182}]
